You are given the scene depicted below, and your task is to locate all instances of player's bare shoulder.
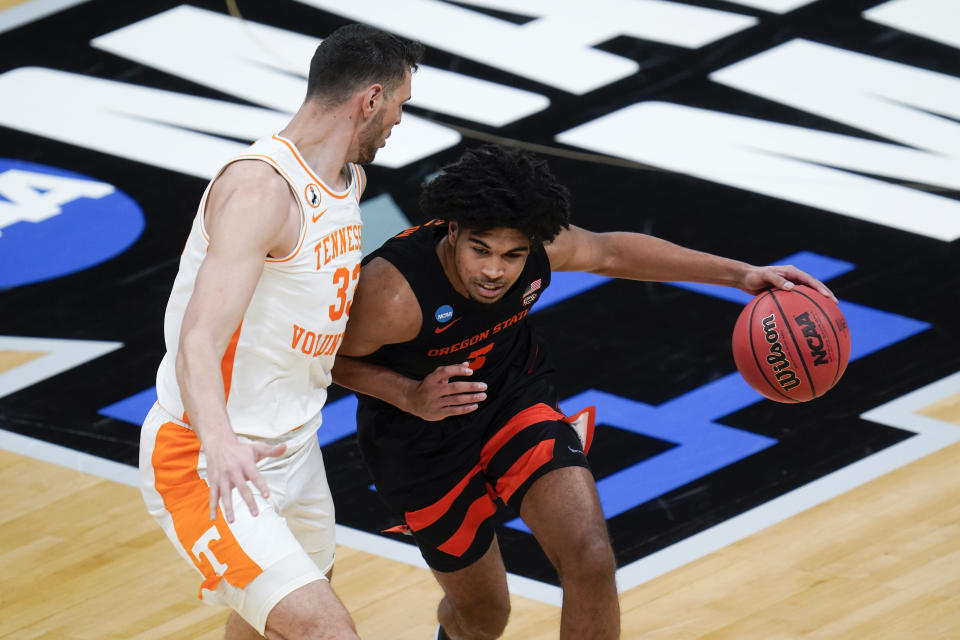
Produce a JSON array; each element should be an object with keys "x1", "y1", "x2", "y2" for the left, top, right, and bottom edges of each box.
[
  {"x1": 341, "y1": 257, "x2": 422, "y2": 356},
  {"x1": 544, "y1": 224, "x2": 607, "y2": 273},
  {"x1": 208, "y1": 160, "x2": 291, "y2": 210},
  {"x1": 206, "y1": 159, "x2": 300, "y2": 258},
  {"x1": 543, "y1": 224, "x2": 579, "y2": 270}
]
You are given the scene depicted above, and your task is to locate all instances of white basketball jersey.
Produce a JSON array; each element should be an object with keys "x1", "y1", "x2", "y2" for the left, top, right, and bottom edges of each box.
[{"x1": 156, "y1": 134, "x2": 363, "y2": 445}]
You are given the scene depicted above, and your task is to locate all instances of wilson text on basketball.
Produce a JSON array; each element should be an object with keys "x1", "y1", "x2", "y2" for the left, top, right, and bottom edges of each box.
[{"x1": 762, "y1": 314, "x2": 800, "y2": 390}]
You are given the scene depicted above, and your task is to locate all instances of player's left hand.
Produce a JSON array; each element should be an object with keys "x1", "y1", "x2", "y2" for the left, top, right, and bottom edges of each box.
[{"x1": 740, "y1": 265, "x2": 838, "y2": 304}]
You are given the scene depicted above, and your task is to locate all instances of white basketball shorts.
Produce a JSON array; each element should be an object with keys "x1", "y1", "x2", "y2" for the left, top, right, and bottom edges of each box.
[{"x1": 139, "y1": 403, "x2": 335, "y2": 634}]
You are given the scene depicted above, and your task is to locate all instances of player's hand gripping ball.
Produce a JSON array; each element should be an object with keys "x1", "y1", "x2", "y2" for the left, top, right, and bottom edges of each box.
[{"x1": 732, "y1": 285, "x2": 851, "y2": 403}]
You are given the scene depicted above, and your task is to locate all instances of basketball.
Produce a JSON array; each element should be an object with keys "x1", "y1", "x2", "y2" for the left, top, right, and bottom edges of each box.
[{"x1": 732, "y1": 285, "x2": 851, "y2": 403}]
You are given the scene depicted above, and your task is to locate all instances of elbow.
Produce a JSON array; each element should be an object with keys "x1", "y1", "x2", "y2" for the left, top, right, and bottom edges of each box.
[
  {"x1": 331, "y1": 354, "x2": 360, "y2": 387},
  {"x1": 590, "y1": 234, "x2": 626, "y2": 277}
]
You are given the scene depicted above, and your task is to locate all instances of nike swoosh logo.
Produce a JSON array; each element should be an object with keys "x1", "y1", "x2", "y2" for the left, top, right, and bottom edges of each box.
[
  {"x1": 311, "y1": 208, "x2": 329, "y2": 223},
  {"x1": 434, "y1": 317, "x2": 463, "y2": 334}
]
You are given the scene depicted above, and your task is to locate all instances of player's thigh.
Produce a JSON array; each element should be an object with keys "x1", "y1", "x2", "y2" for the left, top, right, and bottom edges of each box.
[
  {"x1": 519, "y1": 465, "x2": 613, "y2": 571},
  {"x1": 263, "y1": 576, "x2": 357, "y2": 640},
  {"x1": 519, "y1": 465, "x2": 605, "y2": 535}
]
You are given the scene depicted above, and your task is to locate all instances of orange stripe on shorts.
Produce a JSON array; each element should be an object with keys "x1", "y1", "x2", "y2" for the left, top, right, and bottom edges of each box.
[
  {"x1": 480, "y1": 403, "x2": 563, "y2": 467},
  {"x1": 436, "y1": 494, "x2": 499, "y2": 558},
  {"x1": 404, "y1": 464, "x2": 482, "y2": 532},
  {"x1": 493, "y1": 438, "x2": 556, "y2": 503},
  {"x1": 152, "y1": 421, "x2": 262, "y2": 597}
]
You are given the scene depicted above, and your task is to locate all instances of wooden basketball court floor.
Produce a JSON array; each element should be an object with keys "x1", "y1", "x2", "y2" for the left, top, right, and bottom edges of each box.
[
  {"x1": 3, "y1": 0, "x2": 960, "y2": 637},
  {"x1": 3, "y1": 390, "x2": 960, "y2": 639}
]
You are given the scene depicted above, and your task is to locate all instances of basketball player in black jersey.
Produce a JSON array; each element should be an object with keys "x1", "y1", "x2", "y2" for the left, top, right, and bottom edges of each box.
[{"x1": 333, "y1": 145, "x2": 835, "y2": 640}]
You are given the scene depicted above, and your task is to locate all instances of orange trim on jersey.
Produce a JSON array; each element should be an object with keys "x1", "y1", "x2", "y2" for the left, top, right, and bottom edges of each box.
[
  {"x1": 493, "y1": 438, "x2": 555, "y2": 503},
  {"x1": 436, "y1": 495, "x2": 498, "y2": 558},
  {"x1": 480, "y1": 403, "x2": 564, "y2": 467},
  {"x1": 351, "y1": 164, "x2": 362, "y2": 204},
  {"x1": 199, "y1": 154, "x2": 307, "y2": 264},
  {"x1": 404, "y1": 464, "x2": 482, "y2": 532},
  {"x1": 271, "y1": 136, "x2": 351, "y2": 199},
  {"x1": 239, "y1": 153, "x2": 306, "y2": 264},
  {"x1": 236, "y1": 153, "x2": 299, "y2": 189},
  {"x1": 198, "y1": 205, "x2": 211, "y2": 245},
  {"x1": 221, "y1": 323, "x2": 243, "y2": 403},
  {"x1": 265, "y1": 223, "x2": 307, "y2": 264},
  {"x1": 152, "y1": 421, "x2": 262, "y2": 596}
]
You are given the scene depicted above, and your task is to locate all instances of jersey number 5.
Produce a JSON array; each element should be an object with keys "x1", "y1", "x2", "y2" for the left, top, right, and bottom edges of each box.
[
  {"x1": 329, "y1": 264, "x2": 361, "y2": 321},
  {"x1": 467, "y1": 342, "x2": 495, "y2": 371}
]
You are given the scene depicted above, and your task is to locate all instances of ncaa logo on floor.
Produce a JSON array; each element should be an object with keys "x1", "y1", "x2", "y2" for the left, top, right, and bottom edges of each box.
[{"x1": 0, "y1": 158, "x2": 145, "y2": 289}]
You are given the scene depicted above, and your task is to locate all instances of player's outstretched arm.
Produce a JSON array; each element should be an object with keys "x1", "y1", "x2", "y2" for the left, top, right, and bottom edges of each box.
[
  {"x1": 545, "y1": 225, "x2": 836, "y2": 302},
  {"x1": 333, "y1": 257, "x2": 487, "y2": 420},
  {"x1": 176, "y1": 162, "x2": 294, "y2": 522}
]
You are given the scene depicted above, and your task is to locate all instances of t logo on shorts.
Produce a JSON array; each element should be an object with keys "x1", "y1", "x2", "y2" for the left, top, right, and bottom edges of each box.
[{"x1": 192, "y1": 525, "x2": 228, "y2": 575}]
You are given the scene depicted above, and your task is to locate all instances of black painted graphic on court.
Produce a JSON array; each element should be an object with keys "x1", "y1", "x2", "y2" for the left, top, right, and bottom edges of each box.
[{"x1": 1, "y1": 0, "x2": 958, "y2": 586}]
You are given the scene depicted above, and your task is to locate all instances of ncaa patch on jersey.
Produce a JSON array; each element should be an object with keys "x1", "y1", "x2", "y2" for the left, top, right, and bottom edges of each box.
[
  {"x1": 435, "y1": 304, "x2": 454, "y2": 323},
  {"x1": 0, "y1": 158, "x2": 144, "y2": 290}
]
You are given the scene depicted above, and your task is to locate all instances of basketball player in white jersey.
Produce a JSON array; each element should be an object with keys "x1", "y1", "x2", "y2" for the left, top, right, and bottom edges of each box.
[{"x1": 139, "y1": 24, "x2": 423, "y2": 639}]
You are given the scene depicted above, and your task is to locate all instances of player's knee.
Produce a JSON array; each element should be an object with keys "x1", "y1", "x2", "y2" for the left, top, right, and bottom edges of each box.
[
  {"x1": 556, "y1": 534, "x2": 616, "y2": 585},
  {"x1": 264, "y1": 578, "x2": 358, "y2": 640},
  {"x1": 453, "y1": 597, "x2": 510, "y2": 640},
  {"x1": 265, "y1": 610, "x2": 358, "y2": 640}
]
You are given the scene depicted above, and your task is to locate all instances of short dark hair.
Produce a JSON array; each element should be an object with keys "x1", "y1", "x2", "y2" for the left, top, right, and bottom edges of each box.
[
  {"x1": 306, "y1": 24, "x2": 424, "y2": 105},
  {"x1": 420, "y1": 145, "x2": 571, "y2": 247}
]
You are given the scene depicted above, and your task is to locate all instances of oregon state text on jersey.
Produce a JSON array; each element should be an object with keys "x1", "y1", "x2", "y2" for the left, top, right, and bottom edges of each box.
[{"x1": 155, "y1": 135, "x2": 363, "y2": 444}]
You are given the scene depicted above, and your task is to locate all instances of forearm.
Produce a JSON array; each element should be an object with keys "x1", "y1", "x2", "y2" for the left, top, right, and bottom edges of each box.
[
  {"x1": 175, "y1": 333, "x2": 237, "y2": 446},
  {"x1": 597, "y1": 232, "x2": 752, "y2": 287},
  {"x1": 332, "y1": 355, "x2": 418, "y2": 413}
]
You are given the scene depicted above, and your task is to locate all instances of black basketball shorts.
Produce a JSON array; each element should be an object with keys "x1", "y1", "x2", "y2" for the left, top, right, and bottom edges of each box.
[{"x1": 370, "y1": 401, "x2": 596, "y2": 573}]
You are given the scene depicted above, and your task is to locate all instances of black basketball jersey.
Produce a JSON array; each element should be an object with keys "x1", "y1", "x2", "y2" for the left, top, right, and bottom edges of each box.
[{"x1": 355, "y1": 219, "x2": 553, "y2": 448}]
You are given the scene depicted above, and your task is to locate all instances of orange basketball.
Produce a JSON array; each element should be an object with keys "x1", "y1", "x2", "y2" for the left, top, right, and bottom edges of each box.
[{"x1": 732, "y1": 285, "x2": 851, "y2": 403}]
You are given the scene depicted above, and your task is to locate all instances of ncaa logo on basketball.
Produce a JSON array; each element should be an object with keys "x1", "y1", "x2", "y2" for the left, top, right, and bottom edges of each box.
[
  {"x1": 793, "y1": 312, "x2": 828, "y2": 366},
  {"x1": 305, "y1": 184, "x2": 322, "y2": 208},
  {"x1": 435, "y1": 304, "x2": 454, "y2": 323},
  {"x1": 0, "y1": 158, "x2": 145, "y2": 290}
]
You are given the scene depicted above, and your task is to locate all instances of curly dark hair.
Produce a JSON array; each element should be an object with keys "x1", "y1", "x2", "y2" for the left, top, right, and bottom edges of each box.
[
  {"x1": 419, "y1": 145, "x2": 571, "y2": 247},
  {"x1": 306, "y1": 24, "x2": 424, "y2": 106}
]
